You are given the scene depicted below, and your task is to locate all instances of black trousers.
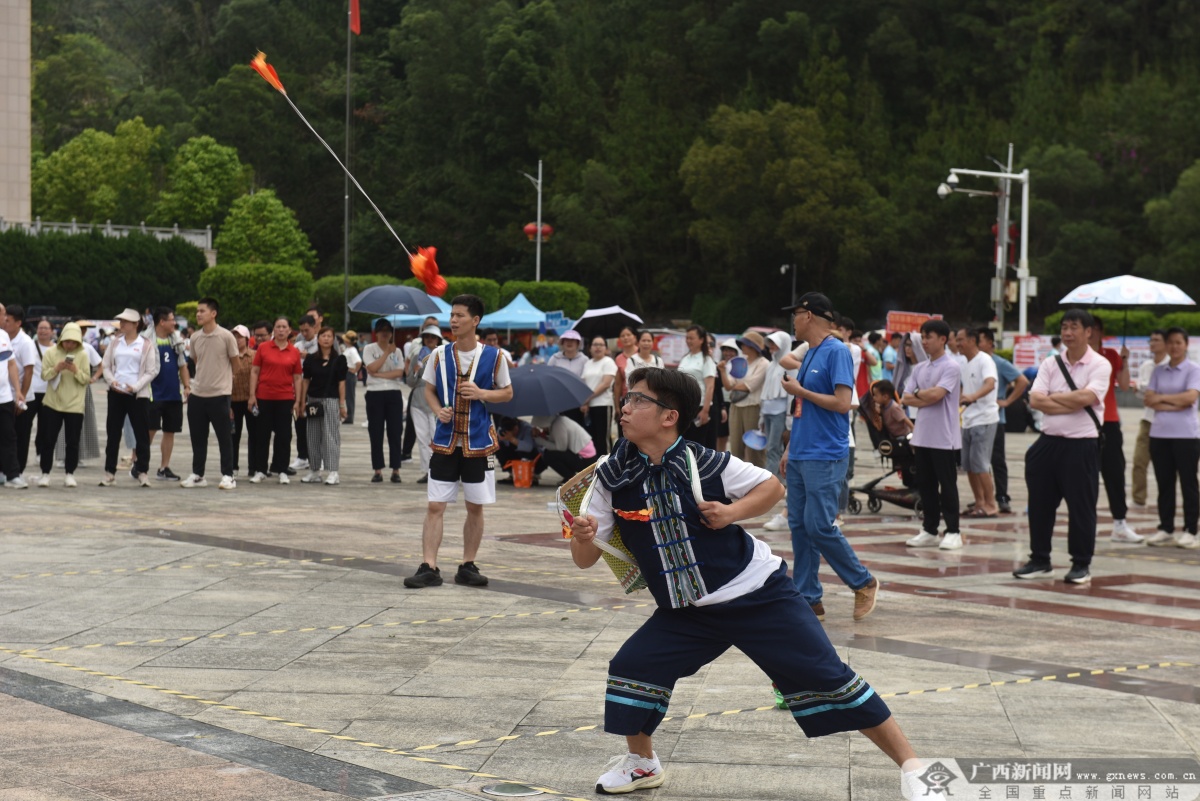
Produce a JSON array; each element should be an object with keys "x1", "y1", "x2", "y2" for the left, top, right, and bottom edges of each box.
[
  {"x1": 294, "y1": 415, "x2": 308, "y2": 460},
  {"x1": 15, "y1": 394, "x2": 41, "y2": 474},
  {"x1": 1149, "y1": 437, "x2": 1200, "y2": 535},
  {"x1": 402, "y1": 393, "x2": 417, "y2": 458},
  {"x1": 38, "y1": 407, "x2": 82, "y2": 475},
  {"x1": 991, "y1": 423, "x2": 1009, "y2": 503},
  {"x1": 254, "y1": 399, "x2": 293, "y2": 475},
  {"x1": 344, "y1": 372, "x2": 357, "y2": 423},
  {"x1": 0, "y1": 402, "x2": 18, "y2": 479},
  {"x1": 914, "y1": 446, "x2": 960, "y2": 535},
  {"x1": 585, "y1": 405, "x2": 614, "y2": 456},
  {"x1": 105, "y1": 391, "x2": 149, "y2": 476},
  {"x1": 541, "y1": 449, "x2": 598, "y2": 483},
  {"x1": 231, "y1": 400, "x2": 256, "y2": 474},
  {"x1": 188, "y1": 394, "x2": 233, "y2": 478},
  {"x1": 366, "y1": 390, "x2": 404, "y2": 471},
  {"x1": 683, "y1": 411, "x2": 718, "y2": 450},
  {"x1": 1026, "y1": 434, "x2": 1099, "y2": 567},
  {"x1": 1100, "y1": 420, "x2": 1128, "y2": 520}
]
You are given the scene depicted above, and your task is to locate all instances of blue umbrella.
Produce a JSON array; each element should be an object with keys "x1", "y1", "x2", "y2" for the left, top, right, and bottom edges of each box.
[
  {"x1": 349, "y1": 285, "x2": 443, "y2": 316},
  {"x1": 487, "y1": 364, "x2": 592, "y2": 417}
]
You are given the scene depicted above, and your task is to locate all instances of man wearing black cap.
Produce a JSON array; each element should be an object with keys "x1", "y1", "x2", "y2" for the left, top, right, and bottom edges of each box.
[{"x1": 780, "y1": 292, "x2": 879, "y2": 621}]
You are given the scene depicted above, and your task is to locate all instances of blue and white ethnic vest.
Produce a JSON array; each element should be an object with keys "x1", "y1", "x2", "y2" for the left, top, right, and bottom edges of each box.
[
  {"x1": 599, "y1": 439, "x2": 754, "y2": 609},
  {"x1": 430, "y1": 342, "x2": 502, "y2": 457}
]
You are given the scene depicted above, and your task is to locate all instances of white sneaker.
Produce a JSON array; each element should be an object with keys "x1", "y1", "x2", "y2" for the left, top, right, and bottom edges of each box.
[
  {"x1": 278, "y1": 472, "x2": 290, "y2": 485},
  {"x1": 1176, "y1": 533, "x2": 1200, "y2": 549},
  {"x1": 906, "y1": 532, "x2": 940, "y2": 548},
  {"x1": 762, "y1": 513, "x2": 788, "y2": 531},
  {"x1": 939, "y1": 532, "x2": 964, "y2": 550},
  {"x1": 138, "y1": 473, "x2": 151, "y2": 487},
  {"x1": 6, "y1": 476, "x2": 28, "y2": 489},
  {"x1": 1111, "y1": 520, "x2": 1143, "y2": 543},
  {"x1": 1146, "y1": 531, "x2": 1177, "y2": 547},
  {"x1": 98, "y1": 473, "x2": 115, "y2": 487},
  {"x1": 36, "y1": 475, "x2": 50, "y2": 488},
  {"x1": 290, "y1": 458, "x2": 309, "y2": 470},
  {"x1": 324, "y1": 471, "x2": 340, "y2": 485},
  {"x1": 218, "y1": 475, "x2": 236, "y2": 490},
  {"x1": 64, "y1": 474, "x2": 77, "y2": 488},
  {"x1": 248, "y1": 472, "x2": 266, "y2": 484},
  {"x1": 300, "y1": 471, "x2": 322, "y2": 483},
  {"x1": 596, "y1": 751, "x2": 665, "y2": 794},
  {"x1": 180, "y1": 474, "x2": 208, "y2": 488}
]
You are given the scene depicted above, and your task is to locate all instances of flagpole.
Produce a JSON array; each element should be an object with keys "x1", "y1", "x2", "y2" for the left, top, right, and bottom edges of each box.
[{"x1": 342, "y1": 0, "x2": 353, "y2": 332}]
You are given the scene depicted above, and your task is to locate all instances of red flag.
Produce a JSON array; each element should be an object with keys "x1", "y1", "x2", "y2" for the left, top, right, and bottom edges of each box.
[{"x1": 349, "y1": 0, "x2": 360, "y2": 34}]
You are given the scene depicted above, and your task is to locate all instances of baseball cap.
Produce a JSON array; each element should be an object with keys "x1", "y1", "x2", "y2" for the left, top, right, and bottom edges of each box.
[{"x1": 782, "y1": 292, "x2": 836, "y2": 322}]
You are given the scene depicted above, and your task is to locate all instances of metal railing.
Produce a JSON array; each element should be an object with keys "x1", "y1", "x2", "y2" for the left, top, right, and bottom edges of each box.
[{"x1": 0, "y1": 217, "x2": 213, "y2": 251}]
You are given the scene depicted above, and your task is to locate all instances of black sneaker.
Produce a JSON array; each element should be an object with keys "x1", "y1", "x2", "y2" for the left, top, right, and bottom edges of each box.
[
  {"x1": 404, "y1": 563, "x2": 443, "y2": 588},
  {"x1": 417, "y1": 475, "x2": 428, "y2": 484},
  {"x1": 998, "y1": 500, "x2": 1013, "y2": 514},
  {"x1": 391, "y1": 472, "x2": 402, "y2": 484},
  {"x1": 454, "y1": 561, "x2": 489, "y2": 587},
  {"x1": 1013, "y1": 561, "x2": 1055, "y2": 580},
  {"x1": 1064, "y1": 565, "x2": 1091, "y2": 585},
  {"x1": 157, "y1": 467, "x2": 181, "y2": 481},
  {"x1": 129, "y1": 465, "x2": 139, "y2": 481},
  {"x1": 371, "y1": 473, "x2": 383, "y2": 483},
  {"x1": 284, "y1": 467, "x2": 297, "y2": 476}
]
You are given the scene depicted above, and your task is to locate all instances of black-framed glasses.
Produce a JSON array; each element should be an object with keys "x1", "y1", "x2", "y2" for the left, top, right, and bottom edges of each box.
[{"x1": 620, "y1": 391, "x2": 673, "y2": 411}]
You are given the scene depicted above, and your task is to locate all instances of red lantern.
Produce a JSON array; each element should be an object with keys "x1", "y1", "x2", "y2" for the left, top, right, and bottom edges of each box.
[{"x1": 523, "y1": 222, "x2": 554, "y2": 241}]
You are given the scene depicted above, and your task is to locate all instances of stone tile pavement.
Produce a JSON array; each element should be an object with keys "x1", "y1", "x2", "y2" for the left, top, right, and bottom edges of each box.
[{"x1": 1, "y1": 396, "x2": 1199, "y2": 799}]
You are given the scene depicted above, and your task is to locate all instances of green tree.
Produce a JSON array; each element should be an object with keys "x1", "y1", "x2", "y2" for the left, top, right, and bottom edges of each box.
[
  {"x1": 32, "y1": 117, "x2": 167, "y2": 223},
  {"x1": 1144, "y1": 159, "x2": 1200, "y2": 286},
  {"x1": 31, "y1": 34, "x2": 132, "y2": 151},
  {"x1": 152, "y1": 136, "x2": 252, "y2": 229},
  {"x1": 214, "y1": 190, "x2": 317, "y2": 268}
]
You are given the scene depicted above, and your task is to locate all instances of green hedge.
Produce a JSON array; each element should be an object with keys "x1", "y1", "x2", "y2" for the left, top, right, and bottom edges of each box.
[
  {"x1": 196, "y1": 262, "x2": 314, "y2": 327},
  {"x1": 314, "y1": 274, "x2": 396, "y2": 332},
  {"x1": 499, "y1": 280, "x2": 589, "y2": 319},
  {"x1": 1043, "y1": 308, "x2": 1200, "y2": 336},
  {"x1": 0, "y1": 229, "x2": 206, "y2": 317}
]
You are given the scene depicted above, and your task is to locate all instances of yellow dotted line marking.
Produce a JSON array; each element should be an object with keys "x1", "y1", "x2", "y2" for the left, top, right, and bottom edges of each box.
[
  {"x1": 7, "y1": 603, "x2": 653, "y2": 656},
  {"x1": 392, "y1": 661, "x2": 1194, "y2": 753},
  {"x1": 0, "y1": 646, "x2": 592, "y2": 801}
]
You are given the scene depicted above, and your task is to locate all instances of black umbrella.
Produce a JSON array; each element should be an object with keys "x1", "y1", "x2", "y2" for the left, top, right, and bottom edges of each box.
[
  {"x1": 570, "y1": 305, "x2": 645, "y2": 340},
  {"x1": 487, "y1": 364, "x2": 592, "y2": 417},
  {"x1": 348, "y1": 285, "x2": 443, "y2": 316}
]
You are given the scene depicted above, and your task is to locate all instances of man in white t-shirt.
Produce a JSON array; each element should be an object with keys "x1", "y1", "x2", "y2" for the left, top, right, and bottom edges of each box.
[
  {"x1": 0, "y1": 303, "x2": 28, "y2": 487},
  {"x1": 3, "y1": 305, "x2": 37, "y2": 477},
  {"x1": 958, "y1": 327, "x2": 999, "y2": 518},
  {"x1": 405, "y1": 295, "x2": 514, "y2": 589}
]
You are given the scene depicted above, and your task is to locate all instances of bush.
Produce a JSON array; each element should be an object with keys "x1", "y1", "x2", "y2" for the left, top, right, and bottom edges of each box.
[
  {"x1": 0, "y1": 228, "x2": 206, "y2": 316},
  {"x1": 176, "y1": 301, "x2": 198, "y2": 328},
  {"x1": 313, "y1": 274, "x2": 396, "y2": 332},
  {"x1": 499, "y1": 280, "x2": 589, "y2": 318},
  {"x1": 400, "y1": 276, "x2": 502, "y2": 312},
  {"x1": 196, "y1": 262, "x2": 314, "y2": 327},
  {"x1": 995, "y1": 348, "x2": 1014, "y2": 362}
]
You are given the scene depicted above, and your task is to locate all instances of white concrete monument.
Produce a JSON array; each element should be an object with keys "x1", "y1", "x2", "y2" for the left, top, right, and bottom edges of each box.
[{"x1": 0, "y1": 0, "x2": 31, "y2": 224}]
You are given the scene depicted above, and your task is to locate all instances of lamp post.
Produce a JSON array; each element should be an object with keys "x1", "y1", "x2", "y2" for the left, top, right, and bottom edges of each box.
[
  {"x1": 780, "y1": 263, "x2": 797, "y2": 305},
  {"x1": 521, "y1": 160, "x2": 544, "y2": 282},
  {"x1": 937, "y1": 143, "x2": 1035, "y2": 334}
]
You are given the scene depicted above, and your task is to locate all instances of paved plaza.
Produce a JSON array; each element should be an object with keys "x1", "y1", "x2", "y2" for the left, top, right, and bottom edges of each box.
[{"x1": 3, "y1": 397, "x2": 1200, "y2": 801}]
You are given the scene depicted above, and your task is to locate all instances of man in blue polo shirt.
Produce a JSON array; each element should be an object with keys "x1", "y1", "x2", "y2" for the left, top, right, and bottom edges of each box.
[{"x1": 781, "y1": 292, "x2": 878, "y2": 622}]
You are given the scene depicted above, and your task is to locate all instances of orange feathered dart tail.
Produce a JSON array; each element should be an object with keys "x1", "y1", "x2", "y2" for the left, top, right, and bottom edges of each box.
[
  {"x1": 409, "y1": 247, "x2": 447, "y2": 297},
  {"x1": 250, "y1": 52, "x2": 285, "y2": 94}
]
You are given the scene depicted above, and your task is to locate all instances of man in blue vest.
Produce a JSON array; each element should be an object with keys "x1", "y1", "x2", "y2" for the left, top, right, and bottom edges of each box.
[
  {"x1": 405, "y1": 295, "x2": 514, "y2": 588},
  {"x1": 568, "y1": 366, "x2": 917, "y2": 796}
]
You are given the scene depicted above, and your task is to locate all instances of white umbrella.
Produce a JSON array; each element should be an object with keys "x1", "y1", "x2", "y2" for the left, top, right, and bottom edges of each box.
[
  {"x1": 1059, "y1": 275, "x2": 1195, "y2": 306},
  {"x1": 571, "y1": 305, "x2": 644, "y2": 340}
]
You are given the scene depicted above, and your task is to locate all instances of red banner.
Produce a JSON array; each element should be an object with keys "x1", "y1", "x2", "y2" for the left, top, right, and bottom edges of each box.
[
  {"x1": 885, "y1": 310, "x2": 943, "y2": 335},
  {"x1": 350, "y1": 0, "x2": 361, "y2": 34}
]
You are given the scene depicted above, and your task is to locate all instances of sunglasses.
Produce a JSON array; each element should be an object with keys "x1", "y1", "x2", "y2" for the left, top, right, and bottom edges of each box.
[{"x1": 620, "y1": 392, "x2": 673, "y2": 411}]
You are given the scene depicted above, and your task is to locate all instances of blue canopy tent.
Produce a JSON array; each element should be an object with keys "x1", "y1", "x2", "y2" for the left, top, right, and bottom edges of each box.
[
  {"x1": 479, "y1": 293, "x2": 547, "y2": 330},
  {"x1": 375, "y1": 294, "x2": 452, "y2": 329}
]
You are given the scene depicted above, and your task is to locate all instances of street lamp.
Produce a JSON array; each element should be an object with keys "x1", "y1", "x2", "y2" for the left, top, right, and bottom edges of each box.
[
  {"x1": 521, "y1": 160, "x2": 545, "y2": 282},
  {"x1": 780, "y1": 263, "x2": 797, "y2": 305},
  {"x1": 937, "y1": 144, "x2": 1035, "y2": 335}
]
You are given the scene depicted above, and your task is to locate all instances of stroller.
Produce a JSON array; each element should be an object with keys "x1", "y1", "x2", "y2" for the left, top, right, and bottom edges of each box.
[{"x1": 847, "y1": 389, "x2": 921, "y2": 515}]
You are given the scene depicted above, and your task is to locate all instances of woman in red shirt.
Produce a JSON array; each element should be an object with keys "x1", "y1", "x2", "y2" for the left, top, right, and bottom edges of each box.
[{"x1": 247, "y1": 317, "x2": 303, "y2": 484}]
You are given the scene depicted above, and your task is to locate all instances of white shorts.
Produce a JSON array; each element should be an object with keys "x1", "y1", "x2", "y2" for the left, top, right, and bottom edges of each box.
[{"x1": 427, "y1": 449, "x2": 497, "y2": 505}]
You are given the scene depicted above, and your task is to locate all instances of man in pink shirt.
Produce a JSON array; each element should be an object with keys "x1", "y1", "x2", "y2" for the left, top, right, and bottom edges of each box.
[{"x1": 1014, "y1": 309, "x2": 1112, "y2": 584}]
